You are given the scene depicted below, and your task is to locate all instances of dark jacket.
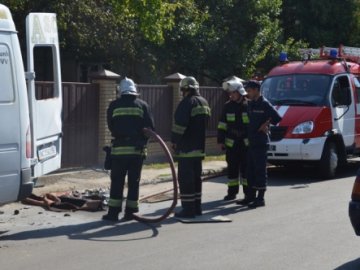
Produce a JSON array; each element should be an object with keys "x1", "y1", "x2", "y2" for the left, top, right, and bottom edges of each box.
[
  {"x1": 107, "y1": 95, "x2": 154, "y2": 153},
  {"x1": 171, "y1": 93, "x2": 211, "y2": 158},
  {"x1": 217, "y1": 99, "x2": 249, "y2": 149},
  {"x1": 248, "y1": 96, "x2": 282, "y2": 147}
]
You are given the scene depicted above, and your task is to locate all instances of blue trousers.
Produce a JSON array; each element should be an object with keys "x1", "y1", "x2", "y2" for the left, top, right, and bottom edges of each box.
[{"x1": 247, "y1": 145, "x2": 268, "y2": 190}]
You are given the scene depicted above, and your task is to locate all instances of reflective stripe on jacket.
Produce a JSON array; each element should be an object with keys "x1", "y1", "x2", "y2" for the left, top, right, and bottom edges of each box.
[
  {"x1": 217, "y1": 100, "x2": 249, "y2": 149},
  {"x1": 171, "y1": 94, "x2": 210, "y2": 158}
]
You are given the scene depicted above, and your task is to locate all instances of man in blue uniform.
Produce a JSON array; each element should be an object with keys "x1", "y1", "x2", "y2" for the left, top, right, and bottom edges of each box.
[
  {"x1": 245, "y1": 80, "x2": 282, "y2": 208},
  {"x1": 217, "y1": 79, "x2": 250, "y2": 203},
  {"x1": 171, "y1": 76, "x2": 211, "y2": 218},
  {"x1": 103, "y1": 77, "x2": 154, "y2": 221}
]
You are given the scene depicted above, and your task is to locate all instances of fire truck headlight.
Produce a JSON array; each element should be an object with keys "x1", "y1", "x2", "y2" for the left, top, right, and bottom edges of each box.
[{"x1": 292, "y1": 121, "x2": 314, "y2": 134}]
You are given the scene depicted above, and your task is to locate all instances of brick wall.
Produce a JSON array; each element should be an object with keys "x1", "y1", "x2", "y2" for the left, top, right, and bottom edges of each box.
[
  {"x1": 92, "y1": 79, "x2": 118, "y2": 163},
  {"x1": 94, "y1": 73, "x2": 223, "y2": 165}
]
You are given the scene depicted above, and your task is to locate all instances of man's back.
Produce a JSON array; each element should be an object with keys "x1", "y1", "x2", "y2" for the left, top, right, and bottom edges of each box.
[
  {"x1": 107, "y1": 95, "x2": 154, "y2": 147},
  {"x1": 172, "y1": 94, "x2": 210, "y2": 155}
]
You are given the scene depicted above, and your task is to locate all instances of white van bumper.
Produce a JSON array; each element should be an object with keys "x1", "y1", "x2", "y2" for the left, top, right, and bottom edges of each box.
[{"x1": 267, "y1": 137, "x2": 327, "y2": 161}]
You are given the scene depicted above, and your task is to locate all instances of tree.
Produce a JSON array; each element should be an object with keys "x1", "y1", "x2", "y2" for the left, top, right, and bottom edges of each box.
[
  {"x1": 2, "y1": 1, "x2": 183, "y2": 62},
  {"x1": 156, "y1": 0, "x2": 305, "y2": 83},
  {"x1": 282, "y1": 0, "x2": 360, "y2": 47},
  {"x1": 2, "y1": 0, "x2": 307, "y2": 83}
]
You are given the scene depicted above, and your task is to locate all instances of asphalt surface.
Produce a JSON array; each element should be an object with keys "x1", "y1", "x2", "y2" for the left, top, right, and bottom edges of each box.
[{"x1": 1, "y1": 163, "x2": 360, "y2": 270}]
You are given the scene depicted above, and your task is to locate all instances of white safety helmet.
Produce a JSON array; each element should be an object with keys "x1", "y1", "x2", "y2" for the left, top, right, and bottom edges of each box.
[
  {"x1": 118, "y1": 77, "x2": 138, "y2": 96},
  {"x1": 224, "y1": 80, "x2": 247, "y2": 96},
  {"x1": 222, "y1": 76, "x2": 245, "y2": 91}
]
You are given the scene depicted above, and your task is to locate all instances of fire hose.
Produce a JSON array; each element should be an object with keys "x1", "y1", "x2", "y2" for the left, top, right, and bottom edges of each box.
[{"x1": 132, "y1": 128, "x2": 178, "y2": 223}]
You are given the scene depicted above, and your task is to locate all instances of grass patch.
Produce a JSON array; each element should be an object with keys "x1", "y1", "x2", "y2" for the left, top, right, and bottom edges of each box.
[
  {"x1": 143, "y1": 154, "x2": 225, "y2": 170},
  {"x1": 143, "y1": 163, "x2": 172, "y2": 170},
  {"x1": 205, "y1": 154, "x2": 226, "y2": 162}
]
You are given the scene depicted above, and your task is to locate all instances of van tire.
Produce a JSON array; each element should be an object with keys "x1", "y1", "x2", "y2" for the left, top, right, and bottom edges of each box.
[{"x1": 319, "y1": 142, "x2": 338, "y2": 179}]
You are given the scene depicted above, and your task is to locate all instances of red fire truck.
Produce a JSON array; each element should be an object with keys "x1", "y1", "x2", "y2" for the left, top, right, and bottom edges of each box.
[{"x1": 262, "y1": 45, "x2": 360, "y2": 178}]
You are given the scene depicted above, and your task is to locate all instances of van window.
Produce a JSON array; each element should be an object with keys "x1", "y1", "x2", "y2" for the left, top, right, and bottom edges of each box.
[
  {"x1": 34, "y1": 47, "x2": 55, "y2": 100},
  {"x1": 0, "y1": 44, "x2": 14, "y2": 102},
  {"x1": 331, "y1": 76, "x2": 352, "y2": 107}
]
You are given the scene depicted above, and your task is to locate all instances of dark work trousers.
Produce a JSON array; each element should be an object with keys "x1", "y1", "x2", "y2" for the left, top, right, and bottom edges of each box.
[
  {"x1": 178, "y1": 157, "x2": 203, "y2": 213},
  {"x1": 247, "y1": 145, "x2": 268, "y2": 196},
  {"x1": 109, "y1": 156, "x2": 143, "y2": 214},
  {"x1": 226, "y1": 145, "x2": 248, "y2": 196}
]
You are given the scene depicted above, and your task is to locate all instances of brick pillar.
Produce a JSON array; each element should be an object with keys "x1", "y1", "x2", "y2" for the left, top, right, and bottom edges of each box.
[
  {"x1": 90, "y1": 69, "x2": 121, "y2": 164},
  {"x1": 164, "y1": 72, "x2": 185, "y2": 117}
]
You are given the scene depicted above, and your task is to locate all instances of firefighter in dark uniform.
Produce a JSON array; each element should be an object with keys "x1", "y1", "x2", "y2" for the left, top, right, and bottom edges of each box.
[
  {"x1": 245, "y1": 80, "x2": 282, "y2": 208},
  {"x1": 217, "y1": 79, "x2": 250, "y2": 203},
  {"x1": 103, "y1": 77, "x2": 154, "y2": 221},
  {"x1": 171, "y1": 76, "x2": 211, "y2": 218}
]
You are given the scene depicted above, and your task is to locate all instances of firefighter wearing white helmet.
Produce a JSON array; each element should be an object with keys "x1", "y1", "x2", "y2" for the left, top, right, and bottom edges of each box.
[
  {"x1": 222, "y1": 76, "x2": 245, "y2": 91},
  {"x1": 171, "y1": 76, "x2": 211, "y2": 218},
  {"x1": 217, "y1": 78, "x2": 251, "y2": 204},
  {"x1": 118, "y1": 77, "x2": 138, "y2": 96},
  {"x1": 103, "y1": 77, "x2": 154, "y2": 221}
]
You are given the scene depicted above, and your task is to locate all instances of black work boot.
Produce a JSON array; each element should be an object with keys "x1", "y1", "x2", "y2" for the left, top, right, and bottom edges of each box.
[
  {"x1": 175, "y1": 209, "x2": 196, "y2": 218},
  {"x1": 224, "y1": 193, "x2": 237, "y2": 201},
  {"x1": 175, "y1": 201, "x2": 196, "y2": 218},
  {"x1": 224, "y1": 185, "x2": 239, "y2": 201},
  {"x1": 236, "y1": 185, "x2": 255, "y2": 205},
  {"x1": 123, "y1": 212, "x2": 134, "y2": 221},
  {"x1": 248, "y1": 190, "x2": 266, "y2": 209},
  {"x1": 102, "y1": 207, "x2": 121, "y2": 222},
  {"x1": 236, "y1": 196, "x2": 255, "y2": 206},
  {"x1": 248, "y1": 198, "x2": 265, "y2": 209},
  {"x1": 122, "y1": 207, "x2": 139, "y2": 221},
  {"x1": 195, "y1": 200, "x2": 202, "y2": 216}
]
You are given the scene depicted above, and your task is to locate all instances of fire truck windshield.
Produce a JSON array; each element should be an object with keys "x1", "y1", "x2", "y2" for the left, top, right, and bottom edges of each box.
[{"x1": 261, "y1": 74, "x2": 331, "y2": 106}]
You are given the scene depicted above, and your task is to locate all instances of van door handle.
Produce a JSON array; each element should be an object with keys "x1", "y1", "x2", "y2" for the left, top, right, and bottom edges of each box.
[{"x1": 25, "y1": 71, "x2": 35, "y2": 80}]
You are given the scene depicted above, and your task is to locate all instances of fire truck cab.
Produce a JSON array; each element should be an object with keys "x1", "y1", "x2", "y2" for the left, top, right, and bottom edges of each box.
[{"x1": 262, "y1": 46, "x2": 360, "y2": 178}]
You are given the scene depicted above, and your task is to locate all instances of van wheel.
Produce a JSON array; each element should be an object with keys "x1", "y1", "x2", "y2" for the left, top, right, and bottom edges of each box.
[{"x1": 319, "y1": 142, "x2": 338, "y2": 179}]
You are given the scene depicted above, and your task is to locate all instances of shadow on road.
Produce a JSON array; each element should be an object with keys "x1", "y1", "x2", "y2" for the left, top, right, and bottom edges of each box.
[
  {"x1": 200, "y1": 199, "x2": 252, "y2": 216},
  {"x1": 334, "y1": 257, "x2": 360, "y2": 270},
  {"x1": 268, "y1": 160, "x2": 360, "y2": 187},
  {"x1": 2, "y1": 160, "x2": 359, "y2": 242},
  {"x1": 203, "y1": 160, "x2": 360, "y2": 188},
  {"x1": 0, "y1": 220, "x2": 159, "y2": 242}
]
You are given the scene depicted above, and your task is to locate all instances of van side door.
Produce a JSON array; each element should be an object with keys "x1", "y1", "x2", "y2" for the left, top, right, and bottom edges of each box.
[
  {"x1": 0, "y1": 38, "x2": 21, "y2": 203},
  {"x1": 330, "y1": 75, "x2": 356, "y2": 148},
  {"x1": 352, "y1": 76, "x2": 360, "y2": 148},
  {"x1": 26, "y1": 13, "x2": 62, "y2": 177}
]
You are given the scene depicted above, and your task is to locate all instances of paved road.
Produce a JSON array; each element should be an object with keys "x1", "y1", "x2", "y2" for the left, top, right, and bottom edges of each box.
[{"x1": 1, "y1": 164, "x2": 360, "y2": 270}]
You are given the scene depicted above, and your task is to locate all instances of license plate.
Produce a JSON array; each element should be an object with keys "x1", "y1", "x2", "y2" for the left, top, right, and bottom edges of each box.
[
  {"x1": 269, "y1": 145, "x2": 276, "y2": 151},
  {"x1": 38, "y1": 145, "x2": 57, "y2": 161}
]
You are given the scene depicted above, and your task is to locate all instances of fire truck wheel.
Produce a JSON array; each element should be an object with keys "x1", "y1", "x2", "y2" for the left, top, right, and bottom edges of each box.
[{"x1": 319, "y1": 142, "x2": 338, "y2": 179}]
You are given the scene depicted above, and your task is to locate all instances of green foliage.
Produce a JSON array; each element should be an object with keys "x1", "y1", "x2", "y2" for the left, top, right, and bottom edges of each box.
[
  {"x1": 2, "y1": 0, "x2": 183, "y2": 62},
  {"x1": 282, "y1": 0, "x2": 360, "y2": 47},
  {"x1": 7, "y1": 0, "x2": 359, "y2": 84},
  {"x1": 161, "y1": 0, "x2": 303, "y2": 82}
]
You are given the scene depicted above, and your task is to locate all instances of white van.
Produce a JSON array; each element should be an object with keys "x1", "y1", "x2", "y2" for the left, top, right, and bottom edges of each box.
[{"x1": 0, "y1": 5, "x2": 62, "y2": 204}]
